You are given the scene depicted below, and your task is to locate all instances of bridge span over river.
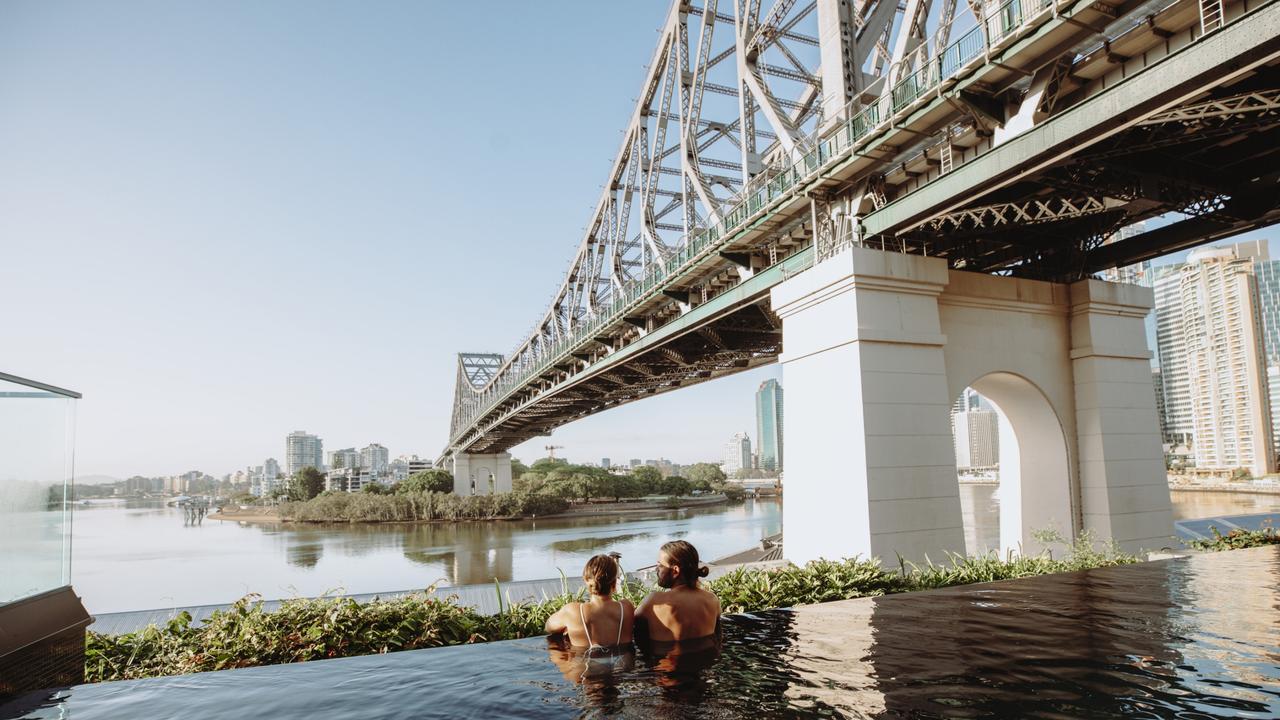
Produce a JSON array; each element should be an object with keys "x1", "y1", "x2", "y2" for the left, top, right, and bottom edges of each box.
[{"x1": 442, "y1": 0, "x2": 1280, "y2": 565}]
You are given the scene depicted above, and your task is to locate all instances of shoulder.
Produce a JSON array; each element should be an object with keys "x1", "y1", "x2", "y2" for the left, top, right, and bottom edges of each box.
[{"x1": 636, "y1": 590, "x2": 664, "y2": 615}]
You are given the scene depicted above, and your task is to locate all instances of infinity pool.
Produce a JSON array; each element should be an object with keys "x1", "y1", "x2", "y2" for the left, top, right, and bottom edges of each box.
[{"x1": 5, "y1": 547, "x2": 1279, "y2": 719}]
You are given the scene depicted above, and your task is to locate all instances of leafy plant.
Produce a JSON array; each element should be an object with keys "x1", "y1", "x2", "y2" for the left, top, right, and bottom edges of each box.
[
  {"x1": 276, "y1": 490, "x2": 568, "y2": 523},
  {"x1": 1186, "y1": 524, "x2": 1280, "y2": 551},
  {"x1": 87, "y1": 529, "x2": 1148, "y2": 684}
]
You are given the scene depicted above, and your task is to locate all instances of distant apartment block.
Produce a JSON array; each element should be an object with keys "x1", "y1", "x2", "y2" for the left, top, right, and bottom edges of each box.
[
  {"x1": 1154, "y1": 264, "x2": 1193, "y2": 446},
  {"x1": 250, "y1": 457, "x2": 283, "y2": 497},
  {"x1": 953, "y1": 409, "x2": 999, "y2": 469},
  {"x1": 286, "y1": 431, "x2": 324, "y2": 477},
  {"x1": 325, "y1": 467, "x2": 389, "y2": 493},
  {"x1": 1179, "y1": 245, "x2": 1275, "y2": 476},
  {"x1": 328, "y1": 447, "x2": 360, "y2": 470},
  {"x1": 361, "y1": 443, "x2": 389, "y2": 473},
  {"x1": 723, "y1": 432, "x2": 752, "y2": 476}
]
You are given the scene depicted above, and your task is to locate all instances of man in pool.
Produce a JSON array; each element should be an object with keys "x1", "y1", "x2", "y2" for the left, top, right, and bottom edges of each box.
[{"x1": 635, "y1": 540, "x2": 721, "y2": 642}]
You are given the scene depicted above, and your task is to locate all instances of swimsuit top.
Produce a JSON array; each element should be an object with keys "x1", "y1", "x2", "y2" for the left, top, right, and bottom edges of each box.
[{"x1": 578, "y1": 599, "x2": 625, "y2": 653}]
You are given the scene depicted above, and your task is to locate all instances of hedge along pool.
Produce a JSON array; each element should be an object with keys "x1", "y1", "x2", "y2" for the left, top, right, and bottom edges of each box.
[{"x1": 5, "y1": 546, "x2": 1280, "y2": 719}]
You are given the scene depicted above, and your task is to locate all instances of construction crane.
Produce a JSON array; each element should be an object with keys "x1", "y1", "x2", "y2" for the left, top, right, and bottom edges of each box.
[{"x1": 545, "y1": 445, "x2": 564, "y2": 460}]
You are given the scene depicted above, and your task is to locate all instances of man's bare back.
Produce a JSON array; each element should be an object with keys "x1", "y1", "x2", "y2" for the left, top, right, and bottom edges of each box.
[
  {"x1": 636, "y1": 585, "x2": 720, "y2": 642},
  {"x1": 636, "y1": 540, "x2": 721, "y2": 642}
]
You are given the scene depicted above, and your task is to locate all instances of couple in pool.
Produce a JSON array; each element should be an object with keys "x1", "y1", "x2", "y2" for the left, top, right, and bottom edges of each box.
[{"x1": 544, "y1": 540, "x2": 719, "y2": 663}]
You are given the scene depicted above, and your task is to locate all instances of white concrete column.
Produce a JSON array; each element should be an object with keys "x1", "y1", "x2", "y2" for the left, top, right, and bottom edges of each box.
[
  {"x1": 771, "y1": 246, "x2": 965, "y2": 566},
  {"x1": 451, "y1": 452, "x2": 513, "y2": 496},
  {"x1": 1069, "y1": 279, "x2": 1173, "y2": 552}
]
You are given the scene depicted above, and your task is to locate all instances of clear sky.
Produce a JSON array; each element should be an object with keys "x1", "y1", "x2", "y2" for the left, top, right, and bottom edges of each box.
[
  {"x1": 2, "y1": 2, "x2": 1271, "y2": 480},
  {"x1": 1, "y1": 1, "x2": 779, "y2": 479}
]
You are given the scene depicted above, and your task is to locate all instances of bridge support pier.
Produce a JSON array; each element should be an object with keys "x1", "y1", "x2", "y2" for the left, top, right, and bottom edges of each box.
[
  {"x1": 451, "y1": 452, "x2": 512, "y2": 496},
  {"x1": 771, "y1": 246, "x2": 1171, "y2": 566}
]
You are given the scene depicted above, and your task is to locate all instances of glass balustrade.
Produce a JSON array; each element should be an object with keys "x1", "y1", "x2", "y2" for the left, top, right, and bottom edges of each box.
[{"x1": 0, "y1": 372, "x2": 79, "y2": 605}]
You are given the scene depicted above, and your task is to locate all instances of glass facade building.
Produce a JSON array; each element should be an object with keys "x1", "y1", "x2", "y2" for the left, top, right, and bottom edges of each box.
[{"x1": 755, "y1": 379, "x2": 784, "y2": 473}]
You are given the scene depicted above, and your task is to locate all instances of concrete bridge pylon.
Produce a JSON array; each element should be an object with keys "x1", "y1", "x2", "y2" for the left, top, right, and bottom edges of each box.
[
  {"x1": 772, "y1": 245, "x2": 1173, "y2": 566},
  {"x1": 448, "y1": 453, "x2": 512, "y2": 496}
]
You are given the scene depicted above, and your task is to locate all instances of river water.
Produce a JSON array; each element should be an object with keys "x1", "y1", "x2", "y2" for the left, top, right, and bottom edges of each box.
[
  {"x1": 71, "y1": 498, "x2": 782, "y2": 614},
  {"x1": 64, "y1": 489, "x2": 1277, "y2": 615}
]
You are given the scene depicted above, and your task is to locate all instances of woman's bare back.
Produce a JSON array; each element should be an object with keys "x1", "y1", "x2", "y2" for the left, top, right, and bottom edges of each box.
[{"x1": 545, "y1": 598, "x2": 634, "y2": 648}]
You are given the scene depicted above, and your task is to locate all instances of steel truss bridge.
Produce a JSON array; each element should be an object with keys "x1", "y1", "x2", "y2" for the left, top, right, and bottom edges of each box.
[{"x1": 443, "y1": 0, "x2": 1280, "y2": 463}]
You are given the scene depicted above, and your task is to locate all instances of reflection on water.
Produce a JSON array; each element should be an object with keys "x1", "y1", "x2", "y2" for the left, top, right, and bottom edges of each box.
[
  {"x1": 959, "y1": 483, "x2": 1000, "y2": 555},
  {"x1": 70, "y1": 498, "x2": 782, "y2": 613},
  {"x1": 57, "y1": 490, "x2": 1279, "y2": 614},
  {"x1": 548, "y1": 532, "x2": 657, "y2": 555},
  {"x1": 1169, "y1": 489, "x2": 1280, "y2": 521},
  {"x1": 14, "y1": 547, "x2": 1280, "y2": 719}
]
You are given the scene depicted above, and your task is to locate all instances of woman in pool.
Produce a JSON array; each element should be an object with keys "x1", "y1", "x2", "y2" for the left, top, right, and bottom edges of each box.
[{"x1": 544, "y1": 553, "x2": 635, "y2": 652}]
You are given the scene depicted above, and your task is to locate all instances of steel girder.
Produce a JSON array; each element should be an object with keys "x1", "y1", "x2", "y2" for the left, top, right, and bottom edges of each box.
[{"x1": 445, "y1": 0, "x2": 983, "y2": 454}]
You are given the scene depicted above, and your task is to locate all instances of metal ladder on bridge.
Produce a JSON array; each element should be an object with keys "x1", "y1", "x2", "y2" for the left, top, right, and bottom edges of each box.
[{"x1": 1199, "y1": 0, "x2": 1225, "y2": 33}]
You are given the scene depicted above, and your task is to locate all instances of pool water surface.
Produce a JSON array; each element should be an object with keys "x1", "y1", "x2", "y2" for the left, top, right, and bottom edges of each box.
[{"x1": 5, "y1": 546, "x2": 1279, "y2": 718}]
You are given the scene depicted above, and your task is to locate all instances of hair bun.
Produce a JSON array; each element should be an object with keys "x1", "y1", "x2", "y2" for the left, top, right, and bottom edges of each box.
[{"x1": 697, "y1": 565, "x2": 710, "y2": 578}]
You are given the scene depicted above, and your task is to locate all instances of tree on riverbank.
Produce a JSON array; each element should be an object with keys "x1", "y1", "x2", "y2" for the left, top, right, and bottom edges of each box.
[
  {"x1": 399, "y1": 469, "x2": 454, "y2": 494},
  {"x1": 278, "y1": 489, "x2": 567, "y2": 523},
  {"x1": 687, "y1": 462, "x2": 727, "y2": 487},
  {"x1": 285, "y1": 468, "x2": 326, "y2": 501}
]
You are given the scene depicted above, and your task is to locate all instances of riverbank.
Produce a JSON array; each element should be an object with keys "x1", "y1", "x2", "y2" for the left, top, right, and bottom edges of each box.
[
  {"x1": 543, "y1": 494, "x2": 733, "y2": 518},
  {"x1": 1170, "y1": 483, "x2": 1280, "y2": 496},
  {"x1": 211, "y1": 493, "x2": 735, "y2": 525},
  {"x1": 209, "y1": 506, "x2": 282, "y2": 523}
]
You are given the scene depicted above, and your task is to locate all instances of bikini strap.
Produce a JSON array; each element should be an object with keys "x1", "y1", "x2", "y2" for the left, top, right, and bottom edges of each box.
[{"x1": 577, "y1": 602, "x2": 594, "y2": 649}]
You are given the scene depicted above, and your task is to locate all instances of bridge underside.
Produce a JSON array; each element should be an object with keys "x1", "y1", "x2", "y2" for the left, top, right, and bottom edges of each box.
[
  {"x1": 461, "y1": 301, "x2": 782, "y2": 455},
  {"x1": 886, "y1": 64, "x2": 1280, "y2": 280}
]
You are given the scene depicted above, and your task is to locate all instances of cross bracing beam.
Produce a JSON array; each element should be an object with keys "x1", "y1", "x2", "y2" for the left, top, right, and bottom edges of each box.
[
  {"x1": 1136, "y1": 88, "x2": 1280, "y2": 126},
  {"x1": 920, "y1": 195, "x2": 1119, "y2": 232}
]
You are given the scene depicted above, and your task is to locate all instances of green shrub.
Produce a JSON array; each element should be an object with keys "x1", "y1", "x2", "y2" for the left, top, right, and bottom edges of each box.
[
  {"x1": 276, "y1": 490, "x2": 567, "y2": 523},
  {"x1": 715, "y1": 483, "x2": 747, "y2": 501},
  {"x1": 87, "y1": 533, "x2": 1143, "y2": 683},
  {"x1": 1187, "y1": 525, "x2": 1280, "y2": 551},
  {"x1": 711, "y1": 557, "x2": 907, "y2": 612}
]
